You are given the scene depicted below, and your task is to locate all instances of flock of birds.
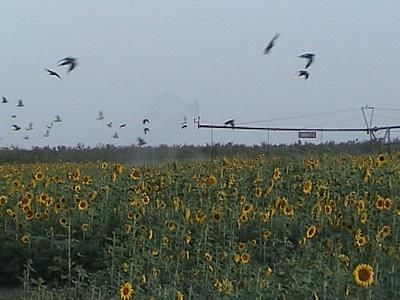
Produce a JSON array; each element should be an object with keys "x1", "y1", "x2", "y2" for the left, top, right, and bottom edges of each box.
[
  {"x1": 2, "y1": 56, "x2": 192, "y2": 146},
  {"x1": 263, "y1": 33, "x2": 315, "y2": 80},
  {"x1": 3, "y1": 35, "x2": 314, "y2": 144},
  {"x1": 222, "y1": 34, "x2": 316, "y2": 128}
]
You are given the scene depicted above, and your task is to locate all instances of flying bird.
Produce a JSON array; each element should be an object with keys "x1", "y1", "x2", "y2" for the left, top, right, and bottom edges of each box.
[
  {"x1": 224, "y1": 119, "x2": 235, "y2": 127},
  {"x1": 58, "y1": 57, "x2": 78, "y2": 73},
  {"x1": 44, "y1": 130, "x2": 50, "y2": 138},
  {"x1": 299, "y1": 53, "x2": 315, "y2": 69},
  {"x1": 12, "y1": 124, "x2": 21, "y2": 131},
  {"x1": 143, "y1": 118, "x2": 150, "y2": 125},
  {"x1": 112, "y1": 132, "x2": 119, "y2": 139},
  {"x1": 137, "y1": 137, "x2": 146, "y2": 146},
  {"x1": 144, "y1": 127, "x2": 150, "y2": 135},
  {"x1": 2, "y1": 97, "x2": 7, "y2": 103},
  {"x1": 26, "y1": 122, "x2": 33, "y2": 131},
  {"x1": 17, "y1": 100, "x2": 24, "y2": 107},
  {"x1": 106, "y1": 122, "x2": 112, "y2": 128},
  {"x1": 97, "y1": 110, "x2": 104, "y2": 120},
  {"x1": 46, "y1": 122, "x2": 53, "y2": 129},
  {"x1": 120, "y1": 123, "x2": 127, "y2": 128},
  {"x1": 11, "y1": 115, "x2": 17, "y2": 119},
  {"x1": 263, "y1": 33, "x2": 280, "y2": 55},
  {"x1": 23, "y1": 136, "x2": 29, "y2": 140},
  {"x1": 181, "y1": 117, "x2": 188, "y2": 129},
  {"x1": 297, "y1": 70, "x2": 310, "y2": 80},
  {"x1": 46, "y1": 68, "x2": 61, "y2": 78},
  {"x1": 54, "y1": 115, "x2": 62, "y2": 122}
]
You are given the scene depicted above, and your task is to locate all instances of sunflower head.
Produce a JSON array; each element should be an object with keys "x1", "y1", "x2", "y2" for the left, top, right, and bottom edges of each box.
[
  {"x1": 306, "y1": 225, "x2": 317, "y2": 239},
  {"x1": 303, "y1": 180, "x2": 312, "y2": 194},
  {"x1": 353, "y1": 264, "x2": 374, "y2": 287},
  {"x1": 33, "y1": 171, "x2": 44, "y2": 181},
  {"x1": 120, "y1": 281, "x2": 134, "y2": 300},
  {"x1": 375, "y1": 195, "x2": 385, "y2": 210},
  {"x1": 240, "y1": 252, "x2": 250, "y2": 264},
  {"x1": 376, "y1": 154, "x2": 386, "y2": 166},
  {"x1": 384, "y1": 198, "x2": 392, "y2": 210},
  {"x1": 78, "y1": 200, "x2": 88, "y2": 211},
  {"x1": 207, "y1": 175, "x2": 217, "y2": 186}
]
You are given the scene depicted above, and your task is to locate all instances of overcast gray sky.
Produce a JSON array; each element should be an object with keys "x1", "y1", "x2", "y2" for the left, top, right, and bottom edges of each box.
[{"x1": 1, "y1": 1, "x2": 400, "y2": 148}]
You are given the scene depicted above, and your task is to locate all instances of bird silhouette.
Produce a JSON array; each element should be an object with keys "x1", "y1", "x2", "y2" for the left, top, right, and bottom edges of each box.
[
  {"x1": 23, "y1": 136, "x2": 29, "y2": 140},
  {"x1": 54, "y1": 115, "x2": 62, "y2": 123},
  {"x1": 58, "y1": 57, "x2": 78, "y2": 73},
  {"x1": 46, "y1": 68, "x2": 61, "y2": 78},
  {"x1": 297, "y1": 70, "x2": 310, "y2": 80},
  {"x1": 181, "y1": 117, "x2": 188, "y2": 129},
  {"x1": 11, "y1": 114, "x2": 17, "y2": 119},
  {"x1": 97, "y1": 111, "x2": 104, "y2": 120},
  {"x1": 106, "y1": 122, "x2": 112, "y2": 128},
  {"x1": 299, "y1": 53, "x2": 315, "y2": 69},
  {"x1": 17, "y1": 100, "x2": 24, "y2": 107},
  {"x1": 263, "y1": 33, "x2": 280, "y2": 55},
  {"x1": 46, "y1": 122, "x2": 53, "y2": 129},
  {"x1": 144, "y1": 127, "x2": 150, "y2": 135},
  {"x1": 137, "y1": 137, "x2": 146, "y2": 146},
  {"x1": 26, "y1": 122, "x2": 33, "y2": 131},
  {"x1": 12, "y1": 124, "x2": 21, "y2": 131},
  {"x1": 44, "y1": 130, "x2": 50, "y2": 138},
  {"x1": 112, "y1": 132, "x2": 119, "y2": 139},
  {"x1": 120, "y1": 123, "x2": 127, "y2": 128},
  {"x1": 143, "y1": 118, "x2": 150, "y2": 125},
  {"x1": 2, "y1": 97, "x2": 7, "y2": 103},
  {"x1": 224, "y1": 119, "x2": 235, "y2": 127}
]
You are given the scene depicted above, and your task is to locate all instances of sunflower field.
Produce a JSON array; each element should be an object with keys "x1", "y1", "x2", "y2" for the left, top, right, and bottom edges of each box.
[{"x1": 1, "y1": 152, "x2": 400, "y2": 299}]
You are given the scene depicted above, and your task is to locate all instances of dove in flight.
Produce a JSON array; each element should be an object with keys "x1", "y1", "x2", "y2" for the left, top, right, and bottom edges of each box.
[
  {"x1": 299, "y1": 53, "x2": 315, "y2": 69},
  {"x1": 46, "y1": 68, "x2": 61, "y2": 78},
  {"x1": 297, "y1": 70, "x2": 309, "y2": 80},
  {"x1": 58, "y1": 57, "x2": 78, "y2": 73},
  {"x1": 263, "y1": 33, "x2": 280, "y2": 55}
]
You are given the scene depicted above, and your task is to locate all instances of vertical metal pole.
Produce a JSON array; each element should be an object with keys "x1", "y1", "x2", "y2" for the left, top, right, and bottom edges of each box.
[
  {"x1": 211, "y1": 128, "x2": 214, "y2": 161},
  {"x1": 388, "y1": 128, "x2": 391, "y2": 154}
]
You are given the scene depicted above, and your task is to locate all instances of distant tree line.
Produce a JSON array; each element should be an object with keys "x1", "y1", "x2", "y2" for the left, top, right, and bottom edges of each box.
[{"x1": 0, "y1": 139, "x2": 397, "y2": 165}]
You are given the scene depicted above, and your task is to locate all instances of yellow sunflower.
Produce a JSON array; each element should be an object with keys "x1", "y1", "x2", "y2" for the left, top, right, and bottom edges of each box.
[
  {"x1": 254, "y1": 187, "x2": 263, "y2": 198},
  {"x1": 384, "y1": 198, "x2": 392, "y2": 210},
  {"x1": 378, "y1": 225, "x2": 391, "y2": 239},
  {"x1": 167, "y1": 222, "x2": 176, "y2": 231},
  {"x1": 376, "y1": 154, "x2": 385, "y2": 167},
  {"x1": 212, "y1": 209, "x2": 222, "y2": 222},
  {"x1": 303, "y1": 180, "x2": 312, "y2": 194},
  {"x1": 59, "y1": 217, "x2": 67, "y2": 226},
  {"x1": 354, "y1": 235, "x2": 367, "y2": 248},
  {"x1": 0, "y1": 195, "x2": 8, "y2": 206},
  {"x1": 205, "y1": 252, "x2": 213, "y2": 262},
  {"x1": 78, "y1": 200, "x2": 89, "y2": 211},
  {"x1": 353, "y1": 264, "x2": 374, "y2": 287},
  {"x1": 262, "y1": 230, "x2": 272, "y2": 241},
  {"x1": 119, "y1": 281, "x2": 133, "y2": 300},
  {"x1": 359, "y1": 212, "x2": 368, "y2": 224},
  {"x1": 272, "y1": 168, "x2": 281, "y2": 181},
  {"x1": 33, "y1": 171, "x2": 44, "y2": 181},
  {"x1": 240, "y1": 252, "x2": 250, "y2": 264},
  {"x1": 207, "y1": 175, "x2": 217, "y2": 186},
  {"x1": 20, "y1": 234, "x2": 30, "y2": 244},
  {"x1": 283, "y1": 206, "x2": 294, "y2": 218},
  {"x1": 176, "y1": 291, "x2": 184, "y2": 300},
  {"x1": 306, "y1": 225, "x2": 317, "y2": 239},
  {"x1": 375, "y1": 195, "x2": 385, "y2": 210}
]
